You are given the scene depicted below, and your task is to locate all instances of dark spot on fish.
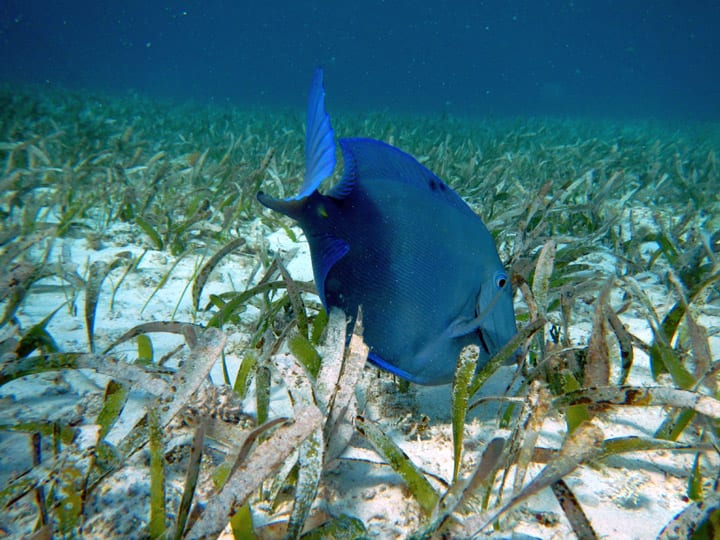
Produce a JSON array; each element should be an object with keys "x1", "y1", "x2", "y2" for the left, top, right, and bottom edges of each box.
[
  {"x1": 428, "y1": 179, "x2": 439, "y2": 191},
  {"x1": 326, "y1": 276, "x2": 341, "y2": 294}
]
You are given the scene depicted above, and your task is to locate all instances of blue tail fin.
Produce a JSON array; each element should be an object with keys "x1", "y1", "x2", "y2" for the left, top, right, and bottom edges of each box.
[{"x1": 292, "y1": 67, "x2": 336, "y2": 200}]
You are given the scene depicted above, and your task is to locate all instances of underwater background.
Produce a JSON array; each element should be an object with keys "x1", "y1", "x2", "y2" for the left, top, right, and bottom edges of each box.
[
  {"x1": 2, "y1": 2, "x2": 720, "y2": 539},
  {"x1": 1, "y1": 1, "x2": 719, "y2": 120}
]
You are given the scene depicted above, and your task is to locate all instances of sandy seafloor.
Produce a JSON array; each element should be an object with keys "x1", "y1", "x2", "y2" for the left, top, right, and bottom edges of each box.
[{"x1": 0, "y1": 87, "x2": 719, "y2": 539}]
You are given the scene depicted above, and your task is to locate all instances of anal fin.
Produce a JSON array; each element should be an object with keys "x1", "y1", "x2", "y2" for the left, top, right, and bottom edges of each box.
[{"x1": 313, "y1": 234, "x2": 350, "y2": 307}]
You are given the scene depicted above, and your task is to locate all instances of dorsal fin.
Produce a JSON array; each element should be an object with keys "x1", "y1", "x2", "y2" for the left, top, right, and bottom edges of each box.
[
  {"x1": 291, "y1": 67, "x2": 336, "y2": 200},
  {"x1": 331, "y1": 138, "x2": 476, "y2": 218}
]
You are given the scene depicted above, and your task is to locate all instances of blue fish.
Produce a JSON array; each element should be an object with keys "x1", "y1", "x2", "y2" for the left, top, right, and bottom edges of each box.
[{"x1": 258, "y1": 68, "x2": 517, "y2": 385}]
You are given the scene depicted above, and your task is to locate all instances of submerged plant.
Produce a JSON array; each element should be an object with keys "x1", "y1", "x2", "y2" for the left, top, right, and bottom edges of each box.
[{"x1": 0, "y1": 85, "x2": 717, "y2": 539}]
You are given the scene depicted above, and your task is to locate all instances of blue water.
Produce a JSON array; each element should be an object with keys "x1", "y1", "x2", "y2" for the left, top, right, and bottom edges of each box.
[{"x1": 1, "y1": 1, "x2": 718, "y2": 120}]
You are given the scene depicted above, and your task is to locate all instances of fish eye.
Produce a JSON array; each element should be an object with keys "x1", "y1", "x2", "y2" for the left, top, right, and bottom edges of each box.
[{"x1": 494, "y1": 271, "x2": 508, "y2": 290}]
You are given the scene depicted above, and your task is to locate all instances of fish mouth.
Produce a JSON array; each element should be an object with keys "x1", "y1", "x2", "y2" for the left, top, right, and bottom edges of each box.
[
  {"x1": 475, "y1": 328, "x2": 522, "y2": 365},
  {"x1": 477, "y1": 327, "x2": 523, "y2": 366},
  {"x1": 476, "y1": 328, "x2": 492, "y2": 358}
]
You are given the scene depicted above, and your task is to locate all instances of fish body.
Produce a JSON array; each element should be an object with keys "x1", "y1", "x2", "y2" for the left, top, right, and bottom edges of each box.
[{"x1": 258, "y1": 69, "x2": 517, "y2": 385}]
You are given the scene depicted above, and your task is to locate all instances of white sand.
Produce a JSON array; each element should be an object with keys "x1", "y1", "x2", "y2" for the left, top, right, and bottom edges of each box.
[{"x1": 1, "y1": 213, "x2": 718, "y2": 539}]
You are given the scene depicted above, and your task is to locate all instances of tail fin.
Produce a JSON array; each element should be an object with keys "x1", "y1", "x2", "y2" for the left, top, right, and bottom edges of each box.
[
  {"x1": 257, "y1": 68, "x2": 335, "y2": 211},
  {"x1": 295, "y1": 67, "x2": 336, "y2": 199}
]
